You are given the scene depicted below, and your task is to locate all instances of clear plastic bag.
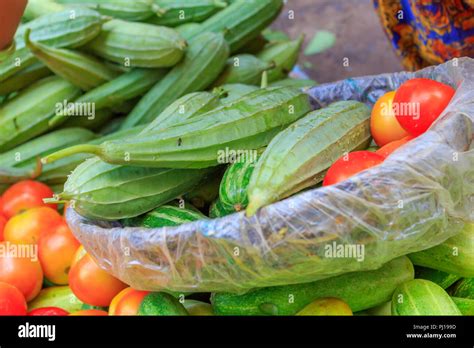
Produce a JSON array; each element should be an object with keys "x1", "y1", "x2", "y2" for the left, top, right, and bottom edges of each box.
[{"x1": 66, "y1": 58, "x2": 474, "y2": 294}]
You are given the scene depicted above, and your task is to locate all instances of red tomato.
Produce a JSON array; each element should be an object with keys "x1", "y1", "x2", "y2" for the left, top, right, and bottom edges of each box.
[
  {"x1": 69, "y1": 309, "x2": 108, "y2": 316},
  {"x1": 28, "y1": 307, "x2": 69, "y2": 316},
  {"x1": 1, "y1": 181, "x2": 56, "y2": 219},
  {"x1": 69, "y1": 253, "x2": 127, "y2": 307},
  {"x1": 109, "y1": 287, "x2": 149, "y2": 316},
  {"x1": 0, "y1": 282, "x2": 27, "y2": 315},
  {"x1": 370, "y1": 91, "x2": 409, "y2": 146},
  {"x1": 4, "y1": 207, "x2": 63, "y2": 245},
  {"x1": 323, "y1": 151, "x2": 385, "y2": 186},
  {"x1": 38, "y1": 222, "x2": 81, "y2": 285},
  {"x1": 71, "y1": 245, "x2": 87, "y2": 267},
  {"x1": 0, "y1": 215, "x2": 6, "y2": 242},
  {"x1": 0, "y1": 195, "x2": 5, "y2": 217},
  {"x1": 376, "y1": 136, "x2": 414, "y2": 158},
  {"x1": 393, "y1": 78, "x2": 455, "y2": 136},
  {"x1": 0, "y1": 242, "x2": 43, "y2": 301}
]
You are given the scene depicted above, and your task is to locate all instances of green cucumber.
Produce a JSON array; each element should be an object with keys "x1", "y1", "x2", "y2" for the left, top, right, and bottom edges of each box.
[
  {"x1": 219, "y1": 156, "x2": 259, "y2": 212},
  {"x1": 149, "y1": 0, "x2": 227, "y2": 27},
  {"x1": 217, "y1": 83, "x2": 259, "y2": 105},
  {"x1": 391, "y1": 279, "x2": 461, "y2": 315},
  {"x1": 414, "y1": 266, "x2": 461, "y2": 289},
  {"x1": 449, "y1": 278, "x2": 474, "y2": 299},
  {"x1": 0, "y1": 62, "x2": 52, "y2": 96},
  {"x1": 0, "y1": 76, "x2": 82, "y2": 152},
  {"x1": 257, "y1": 35, "x2": 304, "y2": 82},
  {"x1": 120, "y1": 32, "x2": 230, "y2": 129},
  {"x1": 55, "y1": 157, "x2": 213, "y2": 220},
  {"x1": 211, "y1": 256, "x2": 414, "y2": 315},
  {"x1": 48, "y1": 68, "x2": 166, "y2": 127},
  {"x1": 142, "y1": 91, "x2": 222, "y2": 133},
  {"x1": 409, "y1": 223, "x2": 474, "y2": 277},
  {"x1": 57, "y1": 0, "x2": 156, "y2": 21},
  {"x1": 247, "y1": 100, "x2": 372, "y2": 216},
  {"x1": 452, "y1": 297, "x2": 474, "y2": 315},
  {"x1": 213, "y1": 54, "x2": 274, "y2": 86},
  {"x1": 86, "y1": 19, "x2": 186, "y2": 68},
  {"x1": 25, "y1": 30, "x2": 119, "y2": 91},
  {"x1": 209, "y1": 198, "x2": 234, "y2": 218},
  {"x1": 122, "y1": 203, "x2": 207, "y2": 228},
  {"x1": 189, "y1": 0, "x2": 284, "y2": 53},
  {"x1": 1, "y1": 8, "x2": 104, "y2": 82},
  {"x1": 269, "y1": 78, "x2": 316, "y2": 89},
  {"x1": 28, "y1": 286, "x2": 84, "y2": 313},
  {"x1": 138, "y1": 292, "x2": 189, "y2": 316},
  {"x1": 46, "y1": 86, "x2": 312, "y2": 169}
]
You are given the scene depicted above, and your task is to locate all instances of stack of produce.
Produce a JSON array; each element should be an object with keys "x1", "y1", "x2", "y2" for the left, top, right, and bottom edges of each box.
[{"x1": 0, "y1": 0, "x2": 472, "y2": 316}]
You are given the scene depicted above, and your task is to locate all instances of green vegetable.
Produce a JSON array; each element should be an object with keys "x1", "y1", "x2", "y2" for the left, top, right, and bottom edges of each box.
[
  {"x1": 25, "y1": 29, "x2": 119, "y2": 91},
  {"x1": 44, "y1": 86, "x2": 312, "y2": 169},
  {"x1": 54, "y1": 157, "x2": 213, "y2": 220},
  {"x1": 409, "y1": 223, "x2": 474, "y2": 277},
  {"x1": 211, "y1": 256, "x2": 414, "y2": 315},
  {"x1": 0, "y1": 76, "x2": 82, "y2": 152},
  {"x1": 449, "y1": 278, "x2": 474, "y2": 299},
  {"x1": 149, "y1": 0, "x2": 227, "y2": 27},
  {"x1": 213, "y1": 54, "x2": 274, "y2": 86},
  {"x1": 189, "y1": 0, "x2": 284, "y2": 53},
  {"x1": 247, "y1": 101, "x2": 371, "y2": 216},
  {"x1": 0, "y1": 62, "x2": 52, "y2": 95},
  {"x1": 86, "y1": 19, "x2": 187, "y2": 68},
  {"x1": 138, "y1": 292, "x2": 189, "y2": 316},
  {"x1": 123, "y1": 204, "x2": 207, "y2": 228},
  {"x1": 257, "y1": 35, "x2": 304, "y2": 82},
  {"x1": 120, "y1": 32, "x2": 229, "y2": 129},
  {"x1": 452, "y1": 297, "x2": 474, "y2": 315},
  {"x1": 57, "y1": 0, "x2": 157, "y2": 21},
  {"x1": 391, "y1": 279, "x2": 461, "y2": 315},
  {"x1": 414, "y1": 266, "x2": 461, "y2": 289},
  {"x1": 28, "y1": 286, "x2": 83, "y2": 313}
]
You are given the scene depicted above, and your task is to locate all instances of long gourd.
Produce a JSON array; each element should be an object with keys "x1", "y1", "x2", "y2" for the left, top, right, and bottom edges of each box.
[
  {"x1": 246, "y1": 101, "x2": 372, "y2": 216},
  {"x1": 43, "y1": 86, "x2": 312, "y2": 169},
  {"x1": 120, "y1": 32, "x2": 230, "y2": 129}
]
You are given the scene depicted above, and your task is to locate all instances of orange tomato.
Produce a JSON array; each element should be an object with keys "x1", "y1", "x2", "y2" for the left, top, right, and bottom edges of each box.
[
  {"x1": 38, "y1": 222, "x2": 81, "y2": 285},
  {"x1": 376, "y1": 136, "x2": 414, "y2": 158},
  {"x1": 69, "y1": 309, "x2": 108, "y2": 316},
  {"x1": 69, "y1": 253, "x2": 127, "y2": 307},
  {"x1": 0, "y1": 282, "x2": 27, "y2": 316},
  {"x1": 370, "y1": 91, "x2": 410, "y2": 147},
  {"x1": 109, "y1": 287, "x2": 149, "y2": 315},
  {"x1": 0, "y1": 215, "x2": 6, "y2": 242},
  {"x1": 0, "y1": 242, "x2": 43, "y2": 301},
  {"x1": 4, "y1": 207, "x2": 63, "y2": 245},
  {"x1": 1, "y1": 181, "x2": 56, "y2": 219}
]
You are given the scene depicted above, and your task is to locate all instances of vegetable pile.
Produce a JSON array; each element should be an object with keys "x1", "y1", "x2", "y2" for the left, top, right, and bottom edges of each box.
[{"x1": 0, "y1": 0, "x2": 472, "y2": 316}]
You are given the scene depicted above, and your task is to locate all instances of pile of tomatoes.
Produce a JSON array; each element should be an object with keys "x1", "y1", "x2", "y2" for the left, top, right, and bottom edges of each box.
[
  {"x1": 322, "y1": 78, "x2": 455, "y2": 186},
  {"x1": 0, "y1": 180, "x2": 147, "y2": 316}
]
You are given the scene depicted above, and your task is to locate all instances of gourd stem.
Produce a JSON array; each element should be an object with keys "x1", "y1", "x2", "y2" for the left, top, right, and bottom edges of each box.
[
  {"x1": 261, "y1": 71, "x2": 268, "y2": 89},
  {"x1": 42, "y1": 144, "x2": 101, "y2": 164}
]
